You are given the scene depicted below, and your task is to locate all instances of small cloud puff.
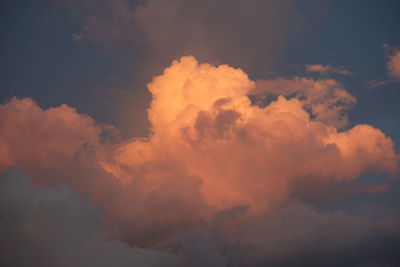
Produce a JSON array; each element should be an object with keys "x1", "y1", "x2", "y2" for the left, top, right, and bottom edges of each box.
[{"x1": 385, "y1": 46, "x2": 400, "y2": 82}]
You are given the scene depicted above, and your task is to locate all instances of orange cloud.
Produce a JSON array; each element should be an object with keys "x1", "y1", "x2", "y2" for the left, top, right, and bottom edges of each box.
[
  {"x1": 0, "y1": 56, "x2": 398, "y2": 247},
  {"x1": 0, "y1": 98, "x2": 103, "y2": 184},
  {"x1": 111, "y1": 56, "x2": 397, "y2": 212}
]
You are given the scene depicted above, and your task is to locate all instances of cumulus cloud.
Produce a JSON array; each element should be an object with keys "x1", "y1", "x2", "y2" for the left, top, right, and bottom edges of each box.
[
  {"x1": 0, "y1": 96, "x2": 210, "y2": 248},
  {"x1": 305, "y1": 64, "x2": 351, "y2": 76},
  {"x1": 0, "y1": 98, "x2": 105, "y2": 185},
  {"x1": 1, "y1": 57, "x2": 399, "y2": 265}
]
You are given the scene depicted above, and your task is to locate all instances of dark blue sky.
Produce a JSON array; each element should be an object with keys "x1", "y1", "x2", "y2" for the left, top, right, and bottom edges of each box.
[{"x1": 285, "y1": 1, "x2": 400, "y2": 147}]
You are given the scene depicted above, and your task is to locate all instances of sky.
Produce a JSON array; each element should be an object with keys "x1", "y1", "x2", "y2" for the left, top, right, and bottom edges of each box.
[{"x1": 1, "y1": 1, "x2": 400, "y2": 266}]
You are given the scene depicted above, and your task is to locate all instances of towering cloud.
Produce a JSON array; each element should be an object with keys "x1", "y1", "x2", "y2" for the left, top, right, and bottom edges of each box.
[
  {"x1": 1, "y1": 57, "x2": 399, "y2": 266},
  {"x1": 53, "y1": 0, "x2": 337, "y2": 138}
]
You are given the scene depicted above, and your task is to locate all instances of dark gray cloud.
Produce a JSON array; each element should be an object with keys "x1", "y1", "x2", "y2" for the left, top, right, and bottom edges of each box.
[
  {"x1": 233, "y1": 202, "x2": 400, "y2": 267},
  {"x1": 55, "y1": 0, "x2": 334, "y2": 74},
  {"x1": 1, "y1": 167, "x2": 400, "y2": 267},
  {"x1": 0, "y1": 167, "x2": 179, "y2": 267}
]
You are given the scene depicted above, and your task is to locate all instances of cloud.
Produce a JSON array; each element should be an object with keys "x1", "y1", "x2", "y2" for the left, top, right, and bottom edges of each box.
[
  {"x1": 53, "y1": 0, "x2": 336, "y2": 138},
  {"x1": 53, "y1": 0, "x2": 139, "y2": 47},
  {"x1": 252, "y1": 77, "x2": 357, "y2": 128},
  {"x1": 367, "y1": 79, "x2": 390, "y2": 91},
  {"x1": 2, "y1": 168, "x2": 399, "y2": 267},
  {"x1": 0, "y1": 56, "x2": 399, "y2": 265},
  {"x1": 233, "y1": 202, "x2": 400, "y2": 267},
  {"x1": 133, "y1": 0, "x2": 306, "y2": 71},
  {"x1": 107, "y1": 57, "x2": 396, "y2": 213},
  {"x1": 0, "y1": 96, "x2": 211, "y2": 248},
  {"x1": 0, "y1": 97, "x2": 104, "y2": 184},
  {"x1": 0, "y1": 167, "x2": 179, "y2": 267},
  {"x1": 386, "y1": 46, "x2": 400, "y2": 82},
  {"x1": 55, "y1": 0, "x2": 333, "y2": 72},
  {"x1": 2, "y1": 56, "x2": 398, "y2": 213},
  {"x1": 305, "y1": 64, "x2": 351, "y2": 76}
]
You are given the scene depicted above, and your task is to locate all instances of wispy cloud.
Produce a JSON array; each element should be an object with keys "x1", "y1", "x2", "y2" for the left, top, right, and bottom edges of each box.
[{"x1": 305, "y1": 64, "x2": 351, "y2": 76}]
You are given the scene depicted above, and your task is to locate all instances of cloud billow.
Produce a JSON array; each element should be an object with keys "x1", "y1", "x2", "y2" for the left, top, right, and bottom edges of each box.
[{"x1": 1, "y1": 56, "x2": 399, "y2": 266}]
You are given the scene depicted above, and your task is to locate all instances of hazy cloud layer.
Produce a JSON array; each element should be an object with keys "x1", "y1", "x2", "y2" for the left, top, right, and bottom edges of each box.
[{"x1": 56, "y1": 0, "x2": 333, "y2": 73}]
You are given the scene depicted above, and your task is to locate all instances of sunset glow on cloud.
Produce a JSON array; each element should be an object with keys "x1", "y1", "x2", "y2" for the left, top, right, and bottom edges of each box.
[
  {"x1": 2, "y1": 57, "x2": 398, "y2": 210},
  {"x1": 1, "y1": 1, "x2": 400, "y2": 266},
  {"x1": 1, "y1": 57, "x2": 399, "y2": 264}
]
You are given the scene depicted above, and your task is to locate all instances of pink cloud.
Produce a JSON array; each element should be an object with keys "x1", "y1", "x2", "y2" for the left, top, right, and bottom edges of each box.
[{"x1": 0, "y1": 57, "x2": 398, "y2": 248}]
